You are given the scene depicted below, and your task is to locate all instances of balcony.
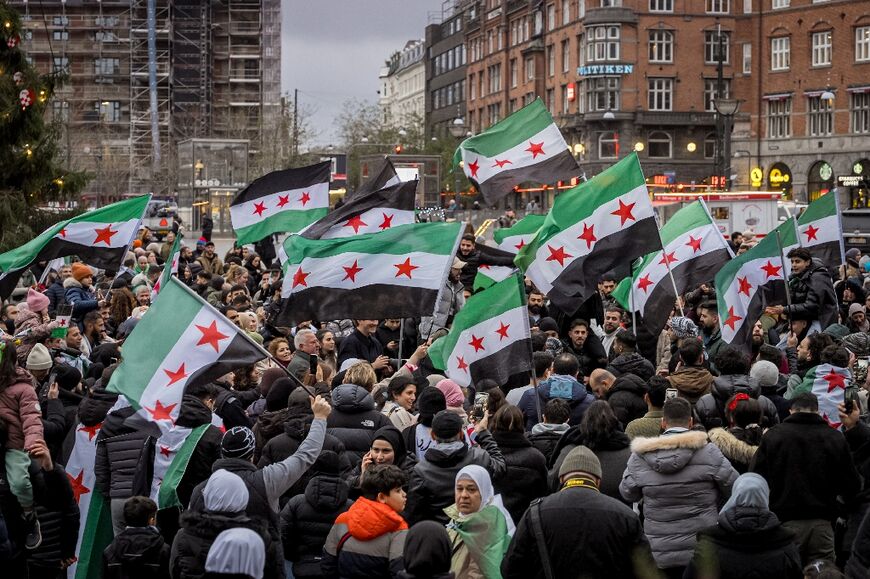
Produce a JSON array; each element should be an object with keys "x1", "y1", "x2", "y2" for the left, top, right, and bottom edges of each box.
[
  {"x1": 583, "y1": 7, "x2": 638, "y2": 25},
  {"x1": 634, "y1": 111, "x2": 716, "y2": 126}
]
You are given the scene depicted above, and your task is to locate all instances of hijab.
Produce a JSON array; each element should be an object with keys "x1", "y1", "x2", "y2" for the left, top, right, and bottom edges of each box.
[
  {"x1": 436, "y1": 379, "x2": 465, "y2": 408},
  {"x1": 203, "y1": 469, "x2": 250, "y2": 513},
  {"x1": 403, "y1": 521, "x2": 453, "y2": 578},
  {"x1": 720, "y1": 472, "x2": 770, "y2": 515},
  {"x1": 204, "y1": 527, "x2": 265, "y2": 579},
  {"x1": 454, "y1": 465, "x2": 515, "y2": 536},
  {"x1": 373, "y1": 425, "x2": 407, "y2": 461}
]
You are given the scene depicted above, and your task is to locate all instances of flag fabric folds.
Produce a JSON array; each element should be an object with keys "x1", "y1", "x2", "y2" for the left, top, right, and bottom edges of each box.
[
  {"x1": 0, "y1": 195, "x2": 150, "y2": 299},
  {"x1": 515, "y1": 153, "x2": 661, "y2": 315},
  {"x1": 793, "y1": 364, "x2": 853, "y2": 429},
  {"x1": 493, "y1": 214, "x2": 546, "y2": 254},
  {"x1": 276, "y1": 222, "x2": 463, "y2": 325},
  {"x1": 797, "y1": 193, "x2": 845, "y2": 272},
  {"x1": 351, "y1": 157, "x2": 401, "y2": 200},
  {"x1": 151, "y1": 232, "x2": 182, "y2": 301},
  {"x1": 453, "y1": 99, "x2": 579, "y2": 205},
  {"x1": 472, "y1": 245, "x2": 519, "y2": 292},
  {"x1": 428, "y1": 273, "x2": 532, "y2": 388},
  {"x1": 612, "y1": 200, "x2": 732, "y2": 336},
  {"x1": 230, "y1": 161, "x2": 331, "y2": 245}
]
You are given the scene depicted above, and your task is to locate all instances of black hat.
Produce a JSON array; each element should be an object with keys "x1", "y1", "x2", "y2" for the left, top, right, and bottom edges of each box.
[
  {"x1": 431, "y1": 410, "x2": 464, "y2": 440},
  {"x1": 311, "y1": 450, "x2": 341, "y2": 476},
  {"x1": 54, "y1": 364, "x2": 82, "y2": 391},
  {"x1": 416, "y1": 387, "x2": 447, "y2": 427},
  {"x1": 537, "y1": 317, "x2": 559, "y2": 334},
  {"x1": 265, "y1": 377, "x2": 296, "y2": 412},
  {"x1": 221, "y1": 426, "x2": 256, "y2": 459}
]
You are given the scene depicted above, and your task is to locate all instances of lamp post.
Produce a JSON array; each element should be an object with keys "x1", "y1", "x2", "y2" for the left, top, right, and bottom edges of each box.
[
  {"x1": 448, "y1": 116, "x2": 467, "y2": 207},
  {"x1": 713, "y1": 97, "x2": 740, "y2": 191}
]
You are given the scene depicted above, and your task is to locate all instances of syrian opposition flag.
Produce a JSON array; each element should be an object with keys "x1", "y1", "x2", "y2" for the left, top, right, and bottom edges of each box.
[
  {"x1": 794, "y1": 364, "x2": 852, "y2": 429},
  {"x1": 429, "y1": 273, "x2": 532, "y2": 388},
  {"x1": 797, "y1": 193, "x2": 845, "y2": 272},
  {"x1": 276, "y1": 222, "x2": 463, "y2": 325},
  {"x1": 715, "y1": 220, "x2": 798, "y2": 346},
  {"x1": 230, "y1": 161, "x2": 331, "y2": 245},
  {"x1": 351, "y1": 157, "x2": 401, "y2": 200},
  {"x1": 0, "y1": 195, "x2": 150, "y2": 299},
  {"x1": 612, "y1": 200, "x2": 733, "y2": 336},
  {"x1": 65, "y1": 420, "x2": 114, "y2": 579},
  {"x1": 493, "y1": 214, "x2": 546, "y2": 254},
  {"x1": 473, "y1": 245, "x2": 518, "y2": 292},
  {"x1": 107, "y1": 276, "x2": 267, "y2": 428},
  {"x1": 301, "y1": 179, "x2": 417, "y2": 240},
  {"x1": 515, "y1": 153, "x2": 661, "y2": 315},
  {"x1": 454, "y1": 99, "x2": 579, "y2": 205},
  {"x1": 151, "y1": 232, "x2": 183, "y2": 301}
]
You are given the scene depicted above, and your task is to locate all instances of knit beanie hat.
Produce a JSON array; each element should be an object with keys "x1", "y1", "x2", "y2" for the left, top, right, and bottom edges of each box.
[
  {"x1": 220, "y1": 426, "x2": 257, "y2": 459},
  {"x1": 749, "y1": 360, "x2": 779, "y2": 388},
  {"x1": 71, "y1": 262, "x2": 93, "y2": 282},
  {"x1": 537, "y1": 317, "x2": 559, "y2": 334},
  {"x1": 416, "y1": 387, "x2": 447, "y2": 427},
  {"x1": 843, "y1": 332, "x2": 870, "y2": 357},
  {"x1": 26, "y1": 288, "x2": 50, "y2": 313},
  {"x1": 823, "y1": 323, "x2": 850, "y2": 341},
  {"x1": 54, "y1": 364, "x2": 82, "y2": 391},
  {"x1": 431, "y1": 410, "x2": 464, "y2": 440},
  {"x1": 265, "y1": 377, "x2": 296, "y2": 412},
  {"x1": 849, "y1": 303, "x2": 866, "y2": 317},
  {"x1": 558, "y1": 445, "x2": 602, "y2": 480},
  {"x1": 26, "y1": 343, "x2": 53, "y2": 371}
]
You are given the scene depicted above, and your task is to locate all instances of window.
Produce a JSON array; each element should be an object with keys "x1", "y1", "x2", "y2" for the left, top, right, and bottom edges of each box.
[
  {"x1": 488, "y1": 64, "x2": 502, "y2": 93},
  {"x1": 562, "y1": 39, "x2": 570, "y2": 72},
  {"x1": 94, "y1": 57, "x2": 119, "y2": 76},
  {"x1": 706, "y1": 0, "x2": 729, "y2": 13},
  {"x1": 577, "y1": 33, "x2": 585, "y2": 66},
  {"x1": 649, "y1": 30, "x2": 673, "y2": 63},
  {"x1": 587, "y1": 25, "x2": 620, "y2": 62},
  {"x1": 487, "y1": 103, "x2": 501, "y2": 126},
  {"x1": 601, "y1": 0, "x2": 621, "y2": 5},
  {"x1": 547, "y1": 4, "x2": 556, "y2": 30},
  {"x1": 524, "y1": 92, "x2": 536, "y2": 106},
  {"x1": 562, "y1": 0, "x2": 570, "y2": 25},
  {"x1": 742, "y1": 44, "x2": 752, "y2": 74},
  {"x1": 812, "y1": 31, "x2": 832, "y2": 66},
  {"x1": 744, "y1": 0, "x2": 752, "y2": 13},
  {"x1": 648, "y1": 78, "x2": 673, "y2": 111},
  {"x1": 525, "y1": 56, "x2": 535, "y2": 80},
  {"x1": 52, "y1": 16, "x2": 69, "y2": 26},
  {"x1": 648, "y1": 131, "x2": 672, "y2": 158},
  {"x1": 52, "y1": 29, "x2": 69, "y2": 41},
  {"x1": 704, "y1": 79, "x2": 731, "y2": 112},
  {"x1": 546, "y1": 88, "x2": 555, "y2": 113},
  {"x1": 51, "y1": 100, "x2": 69, "y2": 122},
  {"x1": 807, "y1": 96, "x2": 833, "y2": 136},
  {"x1": 470, "y1": 73, "x2": 476, "y2": 100},
  {"x1": 650, "y1": 0, "x2": 673, "y2": 11},
  {"x1": 547, "y1": 44, "x2": 555, "y2": 76},
  {"x1": 510, "y1": 98, "x2": 519, "y2": 113},
  {"x1": 561, "y1": 84, "x2": 570, "y2": 114},
  {"x1": 578, "y1": 0, "x2": 585, "y2": 18},
  {"x1": 52, "y1": 57, "x2": 69, "y2": 74},
  {"x1": 585, "y1": 77, "x2": 620, "y2": 111},
  {"x1": 857, "y1": 26, "x2": 870, "y2": 62},
  {"x1": 704, "y1": 132, "x2": 717, "y2": 158},
  {"x1": 852, "y1": 92, "x2": 870, "y2": 134},
  {"x1": 705, "y1": 31, "x2": 730, "y2": 64},
  {"x1": 771, "y1": 37, "x2": 790, "y2": 71},
  {"x1": 510, "y1": 58, "x2": 518, "y2": 88},
  {"x1": 766, "y1": 98, "x2": 791, "y2": 138},
  {"x1": 599, "y1": 131, "x2": 619, "y2": 159},
  {"x1": 95, "y1": 100, "x2": 121, "y2": 123},
  {"x1": 772, "y1": 0, "x2": 789, "y2": 7}
]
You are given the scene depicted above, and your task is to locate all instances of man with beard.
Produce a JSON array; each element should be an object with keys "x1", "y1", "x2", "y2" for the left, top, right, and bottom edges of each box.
[
  {"x1": 766, "y1": 248, "x2": 838, "y2": 330},
  {"x1": 784, "y1": 331, "x2": 834, "y2": 396},
  {"x1": 562, "y1": 319, "x2": 607, "y2": 377},
  {"x1": 1, "y1": 302, "x2": 18, "y2": 334},
  {"x1": 750, "y1": 320, "x2": 767, "y2": 358},
  {"x1": 596, "y1": 306, "x2": 624, "y2": 358},
  {"x1": 455, "y1": 234, "x2": 515, "y2": 290},
  {"x1": 667, "y1": 337, "x2": 714, "y2": 405},
  {"x1": 598, "y1": 274, "x2": 618, "y2": 311},
  {"x1": 698, "y1": 301, "x2": 725, "y2": 371},
  {"x1": 81, "y1": 310, "x2": 111, "y2": 358},
  {"x1": 527, "y1": 288, "x2": 548, "y2": 325}
]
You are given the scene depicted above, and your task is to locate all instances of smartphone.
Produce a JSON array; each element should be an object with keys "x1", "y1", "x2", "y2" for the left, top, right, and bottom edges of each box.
[
  {"x1": 665, "y1": 388, "x2": 679, "y2": 400},
  {"x1": 471, "y1": 392, "x2": 489, "y2": 421},
  {"x1": 844, "y1": 390, "x2": 860, "y2": 415}
]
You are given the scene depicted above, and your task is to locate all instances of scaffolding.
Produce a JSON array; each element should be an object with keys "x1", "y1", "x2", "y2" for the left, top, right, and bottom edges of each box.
[{"x1": 172, "y1": 0, "x2": 212, "y2": 140}]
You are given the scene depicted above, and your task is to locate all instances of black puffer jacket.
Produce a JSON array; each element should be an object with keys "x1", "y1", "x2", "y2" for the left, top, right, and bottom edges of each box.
[
  {"x1": 253, "y1": 407, "x2": 291, "y2": 459},
  {"x1": 103, "y1": 525, "x2": 170, "y2": 579},
  {"x1": 491, "y1": 430, "x2": 548, "y2": 523},
  {"x1": 173, "y1": 396, "x2": 222, "y2": 508},
  {"x1": 325, "y1": 384, "x2": 391, "y2": 465},
  {"x1": 604, "y1": 373, "x2": 649, "y2": 428},
  {"x1": 785, "y1": 258, "x2": 838, "y2": 329},
  {"x1": 95, "y1": 406, "x2": 154, "y2": 498},
  {"x1": 606, "y1": 352, "x2": 656, "y2": 382},
  {"x1": 695, "y1": 374, "x2": 780, "y2": 430},
  {"x1": 548, "y1": 426, "x2": 631, "y2": 501},
  {"x1": 280, "y1": 474, "x2": 352, "y2": 578}
]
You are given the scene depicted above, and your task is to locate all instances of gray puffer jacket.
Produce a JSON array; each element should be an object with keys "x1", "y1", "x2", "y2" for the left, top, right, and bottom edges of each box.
[
  {"x1": 419, "y1": 279, "x2": 464, "y2": 340},
  {"x1": 619, "y1": 430, "x2": 738, "y2": 570}
]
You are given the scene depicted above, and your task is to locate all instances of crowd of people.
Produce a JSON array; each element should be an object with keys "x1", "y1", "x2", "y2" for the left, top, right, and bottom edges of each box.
[{"x1": 0, "y1": 221, "x2": 869, "y2": 579}]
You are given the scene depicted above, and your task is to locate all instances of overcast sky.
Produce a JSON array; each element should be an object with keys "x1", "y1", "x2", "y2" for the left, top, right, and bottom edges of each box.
[{"x1": 281, "y1": 0, "x2": 444, "y2": 147}]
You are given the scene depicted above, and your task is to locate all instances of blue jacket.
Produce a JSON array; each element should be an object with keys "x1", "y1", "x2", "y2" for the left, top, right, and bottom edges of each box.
[
  {"x1": 518, "y1": 374, "x2": 594, "y2": 430},
  {"x1": 64, "y1": 278, "x2": 98, "y2": 319},
  {"x1": 45, "y1": 280, "x2": 67, "y2": 316}
]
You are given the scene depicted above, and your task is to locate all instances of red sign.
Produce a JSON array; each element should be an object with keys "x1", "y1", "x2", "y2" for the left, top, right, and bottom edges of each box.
[{"x1": 567, "y1": 83, "x2": 575, "y2": 102}]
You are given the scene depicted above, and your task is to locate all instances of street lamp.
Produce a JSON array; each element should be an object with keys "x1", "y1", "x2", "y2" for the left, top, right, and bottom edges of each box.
[
  {"x1": 602, "y1": 111, "x2": 615, "y2": 121},
  {"x1": 713, "y1": 97, "x2": 741, "y2": 191},
  {"x1": 448, "y1": 117, "x2": 466, "y2": 206}
]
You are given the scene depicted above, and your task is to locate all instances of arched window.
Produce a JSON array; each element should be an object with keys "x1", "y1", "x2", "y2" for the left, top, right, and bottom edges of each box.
[
  {"x1": 704, "y1": 132, "x2": 717, "y2": 159},
  {"x1": 648, "y1": 131, "x2": 672, "y2": 158},
  {"x1": 598, "y1": 131, "x2": 619, "y2": 159}
]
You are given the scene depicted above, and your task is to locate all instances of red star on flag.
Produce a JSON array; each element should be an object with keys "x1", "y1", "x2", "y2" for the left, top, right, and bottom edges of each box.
[
  {"x1": 637, "y1": 274, "x2": 654, "y2": 293},
  {"x1": 394, "y1": 257, "x2": 418, "y2": 278},
  {"x1": 163, "y1": 363, "x2": 188, "y2": 387},
  {"x1": 78, "y1": 422, "x2": 101, "y2": 441},
  {"x1": 342, "y1": 259, "x2": 363, "y2": 282},
  {"x1": 456, "y1": 356, "x2": 469, "y2": 372},
  {"x1": 59, "y1": 227, "x2": 67, "y2": 238},
  {"x1": 58, "y1": 318, "x2": 68, "y2": 327},
  {"x1": 468, "y1": 159, "x2": 480, "y2": 178},
  {"x1": 526, "y1": 141, "x2": 545, "y2": 159},
  {"x1": 761, "y1": 260, "x2": 782, "y2": 279},
  {"x1": 145, "y1": 400, "x2": 177, "y2": 422},
  {"x1": 67, "y1": 470, "x2": 90, "y2": 504},
  {"x1": 93, "y1": 224, "x2": 118, "y2": 245},
  {"x1": 822, "y1": 413, "x2": 842, "y2": 429},
  {"x1": 492, "y1": 159, "x2": 513, "y2": 168},
  {"x1": 577, "y1": 223, "x2": 597, "y2": 249},
  {"x1": 344, "y1": 215, "x2": 367, "y2": 234},
  {"x1": 292, "y1": 267, "x2": 310, "y2": 288},
  {"x1": 495, "y1": 322, "x2": 510, "y2": 340},
  {"x1": 379, "y1": 213, "x2": 394, "y2": 230},
  {"x1": 159, "y1": 445, "x2": 171, "y2": 458},
  {"x1": 724, "y1": 306, "x2": 743, "y2": 331},
  {"x1": 252, "y1": 201, "x2": 267, "y2": 217},
  {"x1": 737, "y1": 276, "x2": 753, "y2": 297},
  {"x1": 514, "y1": 239, "x2": 526, "y2": 251},
  {"x1": 659, "y1": 252, "x2": 679, "y2": 267},
  {"x1": 276, "y1": 194, "x2": 290, "y2": 208},
  {"x1": 611, "y1": 199, "x2": 637, "y2": 226},
  {"x1": 804, "y1": 225, "x2": 819, "y2": 242},
  {"x1": 195, "y1": 320, "x2": 229, "y2": 353},
  {"x1": 546, "y1": 245, "x2": 573, "y2": 266},
  {"x1": 822, "y1": 369, "x2": 847, "y2": 393},
  {"x1": 468, "y1": 334, "x2": 485, "y2": 352},
  {"x1": 299, "y1": 192, "x2": 311, "y2": 206},
  {"x1": 686, "y1": 235, "x2": 703, "y2": 253}
]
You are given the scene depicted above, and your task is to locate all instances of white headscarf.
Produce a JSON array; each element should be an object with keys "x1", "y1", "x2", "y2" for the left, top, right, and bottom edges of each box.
[
  {"x1": 203, "y1": 469, "x2": 249, "y2": 513},
  {"x1": 455, "y1": 464, "x2": 516, "y2": 536},
  {"x1": 205, "y1": 527, "x2": 265, "y2": 579}
]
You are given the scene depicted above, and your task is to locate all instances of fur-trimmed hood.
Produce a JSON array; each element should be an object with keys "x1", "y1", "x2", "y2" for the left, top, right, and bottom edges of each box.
[
  {"x1": 708, "y1": 427, "x2": 758, "y2": 466},
  {"x1": 63, "y1": 277, "x2": 83, "y2": 289},
  {"x1": 630, "y1": 430, "x2": 709, "y2": 473}
]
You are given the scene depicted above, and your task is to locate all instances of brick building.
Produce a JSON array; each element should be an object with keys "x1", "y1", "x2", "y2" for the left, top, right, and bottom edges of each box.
[{"x1": 425, "y1": 1, "x2": 471, "y2": 139}]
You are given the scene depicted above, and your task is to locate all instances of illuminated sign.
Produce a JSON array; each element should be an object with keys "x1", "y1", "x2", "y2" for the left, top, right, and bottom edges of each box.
[
  {"x1": 577, "y1": 64, "x2": 634, "y2": 76},
  {"x1": 567, "y1": 82, "x2": 576, "y2": 102},
  {"x1": 750, "y1": 167, "x2": 763, "y2": 188},
  {"x1": 769, "y1": 167, "x2": 791, "y2": 186},
  {"x1": 819, "y1": 162, "x2": 833, "y2": 181},
  {"x1": 710, "y1": 175, "x2": 727, "y2": 188},
  {"x1": 838, "y1": 175, "x2": 865, "y2": 187}
]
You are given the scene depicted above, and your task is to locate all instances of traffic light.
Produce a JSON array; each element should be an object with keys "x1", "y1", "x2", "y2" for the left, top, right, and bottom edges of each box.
[{"x1": 394, "y1": 144, "x2": 403, "y2": 155}]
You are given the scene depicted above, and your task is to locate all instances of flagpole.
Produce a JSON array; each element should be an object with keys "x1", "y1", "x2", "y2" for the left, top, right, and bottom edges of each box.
[
  {"x1": 629, "y1": 260, "x2": 638, "y2": 334},
  {"x1": 651, "y1": 209, "x2": 683, "y2": 317},
  {"x1": 398, "y1": 319, "x2": 405, "y2": 365},
  {"x1": 832, "y1": 187, "x2": 848, "y2": 275},
  {"x1": 113, "y1": 193, "x2": 153, "y2": 280},
  {"x1": 775, "y1": 227, "x2": 794, "y2": 328},
  {"x1": 662, "y1": 257, "x2": 685, "y2": 317},
  {"x1": 698, "y1": 197, "x2": 735, "y2": 257}
]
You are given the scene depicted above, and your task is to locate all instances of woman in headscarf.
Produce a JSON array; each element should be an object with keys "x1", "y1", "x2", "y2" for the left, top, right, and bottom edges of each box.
[
  {"x1": 444, "y1": 465, "x2": 515, "y2": 579},
  {"x1": 346, "y1": 425, "x2": 416, "y2": 498},
  {"x1": 684, "y1": 473, "x2": 801, "y2": 578},
  {"x1": 204, "y1": 528, "x2": 265, "y2": 579},
  {"x1": 435, "y1": 378, "x2": 468, "y2": 424},
  {"x1": 398, "y1": 521, "x2": 454, "y2": 579}
]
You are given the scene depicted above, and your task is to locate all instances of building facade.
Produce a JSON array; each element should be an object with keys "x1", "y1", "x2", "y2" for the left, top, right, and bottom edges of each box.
[
  {"x1": 425, "y1": 1, "x2": 472, "y2": 139},
  {"x1": 379, "y1": 40, "x2": 426, "y2": 128}
]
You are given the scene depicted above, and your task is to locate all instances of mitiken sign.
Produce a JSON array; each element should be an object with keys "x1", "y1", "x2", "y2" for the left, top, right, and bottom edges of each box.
[{"x1": 577, "y1": 64, "x2": 634, "y2": 76}]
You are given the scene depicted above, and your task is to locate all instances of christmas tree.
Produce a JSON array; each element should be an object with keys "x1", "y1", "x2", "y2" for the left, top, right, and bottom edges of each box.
[{"x1": 0, "y1": 1, "x2": 88, "y2": 253}]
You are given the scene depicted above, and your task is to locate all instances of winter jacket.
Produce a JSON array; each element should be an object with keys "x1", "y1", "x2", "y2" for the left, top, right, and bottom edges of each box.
[
  {"x1": 45, "y1": 279, "x2": 68, "y2": 316},
  {"x1": 13, "y1": 308, "x2": 55, "y2": 365},
  {"x1": 288, "y1": 349, "x2": 315, "y2": 383},
  {"x1": 702, "y1": 327, "x2": 725, "y2": 371},
  {"x1": 326, "y1": 384, "x2": 391, "y2": 465},
  {"x1": 847, "y1": 508, "x2": 870, "y2": 578},
  {"x1": 280, "y1": 474, "x2": 352, "y2": 578},
  {"x1": 694, "y1": 374, "x2": 780, "y2": 430},
  {"x1": 667, "y1": 366, "x2": 715, "y2": 404},
  {"x1": 419, "y1": 280, "x2": 465, "y2": 340},
  {"x1": 94, "y1": 406, "x2": 154, "y2": 499},
  {"x1": 562, "y1": 334, "x2": 608, "y2": 377},
  {"x1": 173, "y1": 396, "x2": 222, "y2": 508},
  {"x1": 625, "y1": 410, "x2": 663, "y2": 440},
  {"x1": 337, "y1": 329, "x2": 383, "y2": 366},
  {"x1": 604, "y1": 373, "x2": 649, "y2": 428},
  {"x1": 64, "y1": 277, "x2": 99, "y2": 320},
  {"x1": 684, "y1": 506, "x2": 801, "y2": 579},
  {"x1": 321, "y1": 497, "x2": 407, "y2": 579},
  {"x1": 785, "y1": 258, "x2": 838, "y2": 328},
  {"x1": 490, "y1": 430, "x2": 548, "y2": 523},
  {"x1": 517, "y1": 374, "x2": 594, "y2": 430},
  {"x1": 0, "y1": 368, "x2": 44, "y2": 450},
  {"x1": 195, "y1": 253, "x2": 223, "y2": 276},
  {"x1": 212, "y1": 383, "x2": 253, "y2": 429},
  {"x1": 382, "y1": 400, "x2": 416, "y2": 431},
  {"x1": 549, "y1": 427, "x2": 632, "y2": 500},
  {"x1": 501, "y1": 484, "x2": 652, "y2": 579},
  {"x1": 103, "y1": 526, "x2": 170, "y2": 579},
  {"x1": 527, "y1": 422, "x2": 569, "y2": 464},
  {"x1": 751, "y1": 412, "x2": 860, "y2": 522},
  {"x1": 620, "y1": 430, "x2": 739, "y2": 569},
  {"x1": 708, "y1": 427, "x2": 759, "y2": 474},
  {"x1": 62, "y1": 387, "x2": 118, "y2": 461},
  {"x1": 606, "y1": 352, "x2": 656, "y2": 382},
  {"x1": 253, "y1": 408, "x2": 292, "y2": 457},
  {"x1": 405, "y1": 431, "x2": 507, "y2": 525}
]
